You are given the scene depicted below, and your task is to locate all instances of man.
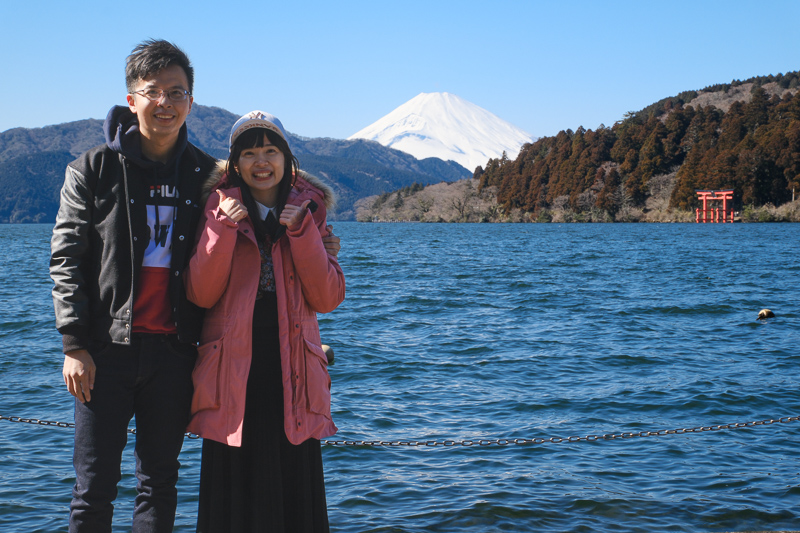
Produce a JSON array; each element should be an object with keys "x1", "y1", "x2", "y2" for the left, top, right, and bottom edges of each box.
[{"x1": 50, "y1": 39, "x2": 218, "y2": 532}]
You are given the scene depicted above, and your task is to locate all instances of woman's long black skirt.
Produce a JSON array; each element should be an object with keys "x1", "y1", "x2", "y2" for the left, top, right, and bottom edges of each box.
[{"x1": 196, "y1": 293, "x2": 330, "y2": 533}]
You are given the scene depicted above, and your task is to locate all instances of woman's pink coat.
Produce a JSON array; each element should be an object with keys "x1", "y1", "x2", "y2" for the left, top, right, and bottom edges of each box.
[{"x1": 184, "y1": 170, "x2": 345, "y2": 446}]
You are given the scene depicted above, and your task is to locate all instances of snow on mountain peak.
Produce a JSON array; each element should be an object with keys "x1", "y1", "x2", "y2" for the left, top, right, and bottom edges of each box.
[{"x1": 348, "y1": 92, "x2": 534, "y2": 172}]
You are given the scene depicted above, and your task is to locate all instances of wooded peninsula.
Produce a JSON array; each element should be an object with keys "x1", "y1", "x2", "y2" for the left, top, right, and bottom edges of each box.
[{"x1": 357, "y1": 72, "x2": 800, "y2": 223}]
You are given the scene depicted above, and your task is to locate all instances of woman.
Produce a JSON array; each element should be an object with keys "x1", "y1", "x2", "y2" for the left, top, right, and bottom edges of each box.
[{"x1": 185, "y1": 110, "x2": 345, "y2": 532}]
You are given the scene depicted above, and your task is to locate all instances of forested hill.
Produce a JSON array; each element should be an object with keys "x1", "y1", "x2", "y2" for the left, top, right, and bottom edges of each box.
[{"x1": 476, "y1": 72, "x2": 800, "y2": 219}]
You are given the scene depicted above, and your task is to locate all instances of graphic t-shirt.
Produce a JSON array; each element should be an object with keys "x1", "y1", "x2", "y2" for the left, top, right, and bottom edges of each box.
[{"x1": 132, "y1": 181, "x2": 179, "y2": 334}]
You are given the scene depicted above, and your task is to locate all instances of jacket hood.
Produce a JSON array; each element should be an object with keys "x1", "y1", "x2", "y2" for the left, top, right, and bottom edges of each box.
[
  {"x1": 201, "y1": 160, "x2": 337, "y2": 210},
  {"x1": 103, "y1": 105, "x2": 188, "y2": 170}
]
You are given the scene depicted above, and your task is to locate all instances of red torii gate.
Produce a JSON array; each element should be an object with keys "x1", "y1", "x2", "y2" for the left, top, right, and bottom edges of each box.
[{"x1": 696, "y1": 189, "x2": 735, "y2": 223}]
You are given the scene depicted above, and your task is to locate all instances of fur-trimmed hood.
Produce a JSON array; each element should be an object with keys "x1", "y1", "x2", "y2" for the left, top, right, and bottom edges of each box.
[{"x1": 200, "y1": 160, "x2": 336, "y2": 210}]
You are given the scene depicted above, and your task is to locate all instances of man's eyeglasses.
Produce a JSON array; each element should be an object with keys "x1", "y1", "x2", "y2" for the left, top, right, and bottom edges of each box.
[{"x1": 133, "y1": 88, "x2": 191, "y2": 102}]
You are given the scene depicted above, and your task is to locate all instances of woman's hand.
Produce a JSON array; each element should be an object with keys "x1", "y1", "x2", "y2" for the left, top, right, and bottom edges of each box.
[
  {"x1": 216, "y1": 190, "x2": 248, "y2": 223},
  {"x1": 280, "y1": 200, "x2": 311, "y2": 230}
]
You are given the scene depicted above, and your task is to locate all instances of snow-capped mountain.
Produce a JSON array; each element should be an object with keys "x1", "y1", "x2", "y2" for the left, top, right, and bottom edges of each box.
[{"x1": 348, "y1": 92, "x2": 535, "y2": 172}]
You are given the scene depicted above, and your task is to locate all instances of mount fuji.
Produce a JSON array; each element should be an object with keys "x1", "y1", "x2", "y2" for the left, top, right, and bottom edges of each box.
[{"x1": 348, "y1": 92, "x2": 535, "y2": 172}]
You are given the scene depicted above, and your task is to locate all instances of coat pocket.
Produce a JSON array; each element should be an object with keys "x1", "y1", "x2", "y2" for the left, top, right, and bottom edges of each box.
[
  {"x1": 191, "y1": 338, "x2": 225, "y2": 414},
  {"x1": 303, "y1": 337, "x2": 332, "y2": 416}
]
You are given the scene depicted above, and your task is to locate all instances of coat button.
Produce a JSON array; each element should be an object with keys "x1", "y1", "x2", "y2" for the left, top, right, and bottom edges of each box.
[
  {"x1": 195, "y1": 167, "x2": 201, "y2": 172},
  {"x1": 174, "y1": 271, "x2": 180, "y2": 276},
  {"x1": 124, "y1": 337, "x2": 129, "y2": 343},
  {"x1": 130, "y1": 199, "x2": 134, "y2": 204},
  {"x1": 185, "y1": 199, "x2": 191, "y2": 205},
  {"x1": 179, "y1": 235, "x2": 185, "y2": 241}
]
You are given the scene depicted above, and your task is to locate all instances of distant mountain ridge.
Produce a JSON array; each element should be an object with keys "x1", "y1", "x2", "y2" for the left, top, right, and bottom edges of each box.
[
  {"x1": 0, "y1": 104, "x2": 470, "y2": 222},
  {"x1": 349, "y1": 92, "x2": 534, "y2": 172}
]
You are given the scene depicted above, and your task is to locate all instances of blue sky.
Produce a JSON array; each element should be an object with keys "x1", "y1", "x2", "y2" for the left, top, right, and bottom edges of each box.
[{"x1": 1, "y1": 1, "x2": 798, "y2": 140}]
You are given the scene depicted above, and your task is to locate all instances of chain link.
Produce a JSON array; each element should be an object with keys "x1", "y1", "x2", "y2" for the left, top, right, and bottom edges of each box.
[
  {"x1": 3, "y1": 414, "x2": 796, "y2": 447},
  {"x1": 0, "y1": 415, "x2": 202, "y2": 439},
  {"x1": 321, "y1": 416, "x2": 800, "y2": 446}
]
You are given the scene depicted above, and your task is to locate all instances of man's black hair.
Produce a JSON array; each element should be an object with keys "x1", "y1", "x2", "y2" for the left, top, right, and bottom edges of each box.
[{"x1": 125, "y1": 39, "x2": 194, "y2": 93}]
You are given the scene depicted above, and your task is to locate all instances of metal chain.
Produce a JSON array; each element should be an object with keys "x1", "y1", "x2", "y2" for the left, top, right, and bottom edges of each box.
[
  {"x1": 0, "y1": 415, "x2": 201, "y2": 439},
  {"x1": 321, "y1": 416, "x2": 800, "y2": 446},
  {"x1": 2, "y1": 414, "x2": 797, "y2": 446}
]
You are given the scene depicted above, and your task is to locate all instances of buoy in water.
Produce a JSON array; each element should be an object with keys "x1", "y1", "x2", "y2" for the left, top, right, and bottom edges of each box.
[
  {"x1": 322, "y1": 344, "x2": 335, "y2": 365},
  {"x1": 757, "y1": 309, "x2": 775, "y2": 320}
]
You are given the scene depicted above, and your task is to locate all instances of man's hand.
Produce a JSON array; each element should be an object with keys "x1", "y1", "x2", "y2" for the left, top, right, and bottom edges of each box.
[
  {"x1": 322, "y1": 225, "x2": 341, "y2": 258},
  {"x1": 63, "y1": 349, "x2": 96, "y2": 403}
]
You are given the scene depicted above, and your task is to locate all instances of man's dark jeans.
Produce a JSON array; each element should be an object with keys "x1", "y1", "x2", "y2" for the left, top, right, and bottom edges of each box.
[{"x1": 69, "y1": 334, "x2": 196, "y2": 533}]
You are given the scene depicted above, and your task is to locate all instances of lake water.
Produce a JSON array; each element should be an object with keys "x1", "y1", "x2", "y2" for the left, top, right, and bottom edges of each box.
[{"x1": 1, "y1": 222, "x2": 798, "y2": 533}]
